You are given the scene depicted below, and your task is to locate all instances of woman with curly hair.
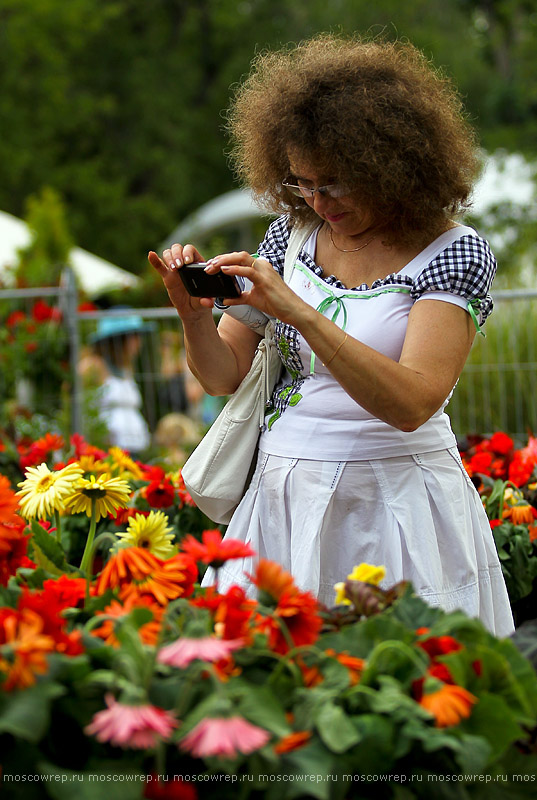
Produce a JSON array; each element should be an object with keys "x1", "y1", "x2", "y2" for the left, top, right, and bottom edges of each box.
[{"x1": 149, "y1": 35, "x2": 513, "y2": 635}]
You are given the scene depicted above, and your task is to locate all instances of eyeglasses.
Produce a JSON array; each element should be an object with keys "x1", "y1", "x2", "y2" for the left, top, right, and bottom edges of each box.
[{"x1": 282, "y1": 178, "x2": 350, "y2": 200}]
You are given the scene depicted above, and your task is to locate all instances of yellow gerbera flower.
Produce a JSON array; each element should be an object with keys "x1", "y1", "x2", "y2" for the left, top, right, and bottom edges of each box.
[
  {"x1": 78, "y1": 454, "x2": 109, "y2": 475},
  {"x1": 108, "y1": 447, "x2": 144, "y2": 480},
  {"x1": 16, "y1": 462, "x2": 84, "y2": 520},
  {"x1": 115, "y1": 511, "x2": 175, "y2": 559},
  {"x1": 63, "y1": 473, "x2": 131, "y2": 522}
]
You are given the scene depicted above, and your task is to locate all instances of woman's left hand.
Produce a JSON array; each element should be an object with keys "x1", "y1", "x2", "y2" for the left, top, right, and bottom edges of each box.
[{"x1": 205, "y1": 251, "x2": 305, "y2": 324}]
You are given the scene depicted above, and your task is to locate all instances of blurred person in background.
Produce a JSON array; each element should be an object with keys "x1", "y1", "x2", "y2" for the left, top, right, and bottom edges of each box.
[{"x1": 80, "y1": 314, "x2": 153, "y2": 458}]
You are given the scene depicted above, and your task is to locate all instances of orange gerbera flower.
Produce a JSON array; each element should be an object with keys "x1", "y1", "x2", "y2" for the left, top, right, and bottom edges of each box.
[
  {"x1": 419, "y1": 682, "x2": 478, "y2": 727},
  {"x1": 181, "y1": 529, "x2": 255, "y2": 569},
  {"x1": 96, "y1": 547, "x2": 197, "y2": 606},
  {"x1": 297, "y1": 658, "x2": 324, "y2": 687},
  {"x1": 503, "y1": 502, "x2": 537, "y2": 525},
  {"x1": 92, "y1": 594, "x2": 164, "y2": 647},
  {"x1": 250, "y1": 558, "x2": 296, "y2": 603},
  {"x1": 0, "y1": 607, "x2": 55, "y2": 690},
  {"x1": 274, "y1": 730, "x2": 312, "y2": 754}
]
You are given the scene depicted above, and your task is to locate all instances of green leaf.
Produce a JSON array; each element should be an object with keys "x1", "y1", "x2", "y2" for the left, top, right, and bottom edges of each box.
[
  {"x1": 37, "y1": 762, "x2": 144, "y2": 800},
  {"x1": 348, "y1": 714, "x2": 397, "y2": 773},
  {"x1": 389, "y1": 585, "x2": 445, "y2": 630},
  {"x1": 314, "y1": 701, "x2": 362, "y2": 753},
  {"x1": 319, "y1": 614, "x2": 415, "y2": 658},
  {"x1": 0, "y1": 683, "x2": 65, "y2": 743},
  {"x1": 452, "y1": 733, "x2": 491, "y2": 773},
  {"x1": 0, "y1": 584, "x2": 20, "y2": 607},
  {"x1": 459, "y1": 692, "x2": 525, "y2": 762},
  {"x1": 511, "y1": 619, "x2": 537, "y2": 672},
  {"x1": 280, "y1": 739, "x2": 338, "y2": 800},
  {"x1": 235, "y1": 683, "x2": 290, "y2": 737},
  {"x1": 30, "y1": 520, "x2": 70, "y2": 574},
  {"x1": 494, "y1": 637, "x2": 537, "y2": 719},
  {"x1": 360, "y1": 639, "x2": 427, "y2": 688}
]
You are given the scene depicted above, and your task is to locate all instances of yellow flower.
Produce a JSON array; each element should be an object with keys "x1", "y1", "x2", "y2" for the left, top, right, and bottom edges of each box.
[
  {"x1": 63, "y1": 473, "x2": 131, "y2": 522},
  {"x1": 16, "y1": 462, "x2": 84, "y2": 520},
  {"x1": 78, "y1": 454, "x2": 109, "y2": 475},
  {"x1": 115, "y1": 511, "x2": 176, "y2": 559},
  {"x1": 347, "y1": 563, "x2": 386, "y2": 585},
  {"x1": 334, "y1": 582, "x2": 350, "y2": 606},
  {"x1": 108, "y1": 447, "x2": 144, "y2": 480},
  {"x1": 333, "y1": 563, "x2": 386, "y2": 606}
]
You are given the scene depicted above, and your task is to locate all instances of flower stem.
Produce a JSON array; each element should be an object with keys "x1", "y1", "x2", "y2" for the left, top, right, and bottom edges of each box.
[
  {"x1": 80, "y1": 499, "x2": 97, "y2": 601},
  {"x1": 54, "y1": 509, "x2": 62, "y2": 546}
]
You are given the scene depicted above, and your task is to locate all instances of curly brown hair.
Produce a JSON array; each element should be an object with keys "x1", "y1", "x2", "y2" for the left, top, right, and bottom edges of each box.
[{"x1": 227, "y1": 35, "x2": 480, "y2": 246}]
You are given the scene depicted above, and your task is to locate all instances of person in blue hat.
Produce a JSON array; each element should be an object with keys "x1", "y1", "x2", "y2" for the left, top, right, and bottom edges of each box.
[{"x1": 82, "y1": 313, "x2": 153, "y2": 456}]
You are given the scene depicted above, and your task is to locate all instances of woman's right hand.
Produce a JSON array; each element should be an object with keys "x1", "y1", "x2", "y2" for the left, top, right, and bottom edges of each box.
[{"x1": 148, "y1": 243, "x2": 213, "y2": 319}]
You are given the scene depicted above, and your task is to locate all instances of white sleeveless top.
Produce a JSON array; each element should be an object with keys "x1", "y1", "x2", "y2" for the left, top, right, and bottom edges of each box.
[{"x1": 257, "y1": 222, "x2": 494, "y2": 461}]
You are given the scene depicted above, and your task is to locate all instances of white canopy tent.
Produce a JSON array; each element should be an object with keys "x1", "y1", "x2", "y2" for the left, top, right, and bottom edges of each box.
[
  {"x1": 0, "y1": 209, "x2": 140, "y2": 296},
  {"x1": 163, "y1": 188, "x2": 274, "y2": 247}
]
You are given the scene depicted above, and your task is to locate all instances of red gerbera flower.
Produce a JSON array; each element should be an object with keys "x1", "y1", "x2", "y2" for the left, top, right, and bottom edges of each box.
[
  {"x1": 41, "y1": 575, "x2": 89, "y2": 610},
  {"x1": 145, "y1": 477, "x2": 175, "y2": 508},
  {"x1": 255, "y1": 588, "x2": 322, "y2": 654},
  {"x1": 70, "y1": 433, "x2": 107, "y2": 461},
  {"x1": 144, "y1": 774, "x2": 198, "y2": 800},
  {"x1": 18, "y1": 586, "x2": 84, "y2": 656},
  {"x1": 32, "y1": 299, "x2": 61, "y2": 322},
  {"x1": 0, "y1": 475, "x2": 19, "y2": 517},
  {"x1": 6, "y1": 310, "x2": 26, "y2": 328},
  {"x1": 111, "y1": 507, "x2": 150, "y2": 526},
  {"x1": 489, "y1": 432, "x2": 514, "y2": 456},
  {"x1": 192, "y1": 585, "x2": 257, "y2": 642},
  {"x1": 180, "y1": 529, "x2": 255, "y2": 569},
  {"x1": 416, "y1": 634, "x2": 463, "y2": 660},
  {"x1": 0, "y1": 520, "x2": 29, "y2": 587}
]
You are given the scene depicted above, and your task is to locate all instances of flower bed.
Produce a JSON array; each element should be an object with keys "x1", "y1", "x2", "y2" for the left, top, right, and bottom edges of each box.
[
  {"x1": 460, "y1": 432, "x2": 537, "y2": 625},
  {"x1": 0, "y1": 435, "x2": 537, "y2": 798}
]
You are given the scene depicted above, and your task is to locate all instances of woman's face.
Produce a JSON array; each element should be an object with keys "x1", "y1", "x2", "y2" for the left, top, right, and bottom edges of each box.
[{"x1": 287, "y1": 154, "x2": 375, "y2": 237}]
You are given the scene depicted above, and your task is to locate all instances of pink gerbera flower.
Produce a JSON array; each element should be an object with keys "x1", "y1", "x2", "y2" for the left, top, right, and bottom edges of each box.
[
  {"x1": 179, "y1": 715, "x2": 270, "y2": 758},
  {"x1": 157, "y1": 636, "x2": 244, "y2": 668},
  {"x1": 84, "y1": 694, "x2": 177, "y2": 749}
]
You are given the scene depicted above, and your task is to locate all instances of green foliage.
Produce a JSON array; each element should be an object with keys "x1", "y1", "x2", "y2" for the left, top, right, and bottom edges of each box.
[
  {"x1": 13, "y1": 187, "x2": 74, "y2": 288},
  {"x1": 0, "y1": 0, "x2": 536, "y2": 277}
]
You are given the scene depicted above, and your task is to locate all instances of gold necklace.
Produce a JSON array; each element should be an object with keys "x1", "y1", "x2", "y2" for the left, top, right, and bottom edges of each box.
[{"x1": 329, "y1": 228, "x2": 375, "y2": 253}]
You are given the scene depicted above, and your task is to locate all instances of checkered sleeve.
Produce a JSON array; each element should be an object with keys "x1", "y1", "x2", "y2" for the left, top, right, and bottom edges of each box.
[
  {"x1": 412, "y1": 234, "x2": 497, "y2": 324},
  {"x1": 256, "y1": 215, "x2": 292, "y2": 276}
]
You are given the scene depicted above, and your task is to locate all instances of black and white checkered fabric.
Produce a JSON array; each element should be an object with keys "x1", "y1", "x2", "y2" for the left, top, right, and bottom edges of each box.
[{"x1": 257, "y1": 214, "x2": 497, "y2": 324}]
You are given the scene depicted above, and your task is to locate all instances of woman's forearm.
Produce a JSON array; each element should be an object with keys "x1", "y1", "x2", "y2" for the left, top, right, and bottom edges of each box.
[{"x1": 181, "y1": 314, "x2": 261, "y2": 396}]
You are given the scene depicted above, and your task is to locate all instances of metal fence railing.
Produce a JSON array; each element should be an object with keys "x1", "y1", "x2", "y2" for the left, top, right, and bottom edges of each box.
[
  {"x1": 2, "y1": 269, "x2": 537, "y2": 444},
  {"x1": 448, "y1": 290, "x2": 537, "y2": 440}
]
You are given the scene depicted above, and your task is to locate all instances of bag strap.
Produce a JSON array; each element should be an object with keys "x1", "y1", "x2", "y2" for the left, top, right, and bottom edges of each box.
[{"x1": 283, "y1": 220, "x2": 319, "y2": 285}]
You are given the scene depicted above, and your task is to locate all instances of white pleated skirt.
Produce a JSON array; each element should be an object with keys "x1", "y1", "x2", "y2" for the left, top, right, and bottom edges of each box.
[{"x1": 202, "y1": 446, "x2": 514, "y2": 638}]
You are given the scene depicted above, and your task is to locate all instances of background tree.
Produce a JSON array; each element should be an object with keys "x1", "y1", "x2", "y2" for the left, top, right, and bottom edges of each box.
[{"x1": 0, "y1": 0, "x2": 535, "y2": 279}]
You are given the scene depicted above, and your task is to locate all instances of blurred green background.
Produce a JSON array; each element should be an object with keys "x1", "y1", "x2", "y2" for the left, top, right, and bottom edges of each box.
[{"x1": 0, "y1": 0, "x2": 536, "y2": 289}]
